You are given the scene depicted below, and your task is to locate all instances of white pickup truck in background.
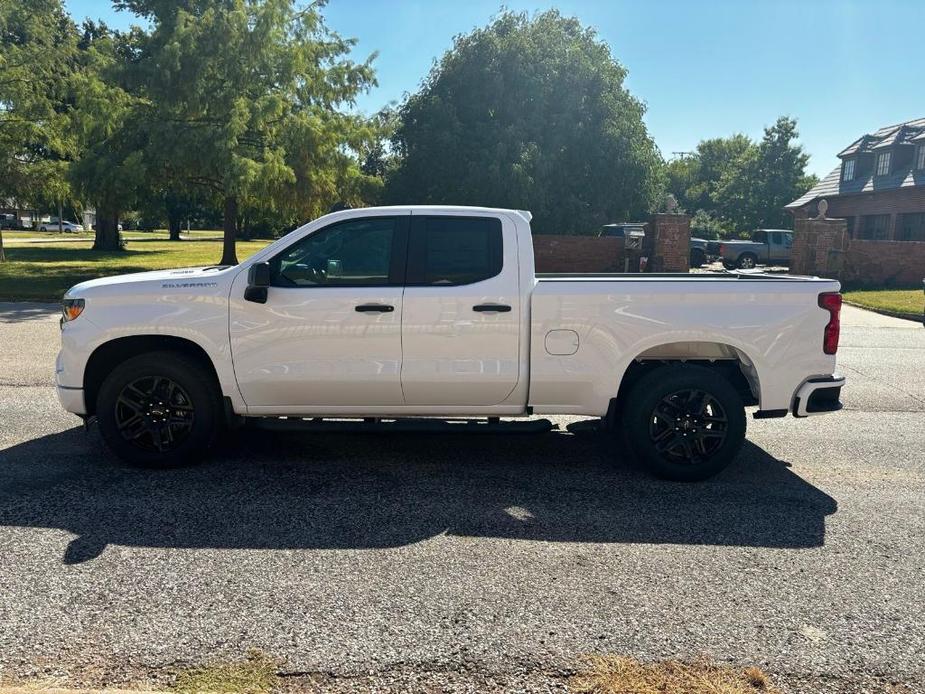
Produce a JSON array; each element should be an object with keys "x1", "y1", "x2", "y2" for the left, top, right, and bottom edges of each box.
[{"x1": 56, "y1": 206, "x2": 845, "y2": 481}]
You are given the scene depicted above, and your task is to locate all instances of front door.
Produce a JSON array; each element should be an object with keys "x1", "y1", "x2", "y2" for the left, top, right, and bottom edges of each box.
[
  {"x1": 230, "y1": 214, "x2": 409, "y2": 411},
  {"x1": 400, "y1": 213, "x2": 521, "y2": 406}
]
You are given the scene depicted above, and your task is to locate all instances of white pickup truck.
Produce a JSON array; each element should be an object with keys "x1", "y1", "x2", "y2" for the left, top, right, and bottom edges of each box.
[{"x1": 56, "y1": 206, "x2": 845, "y2": 481}]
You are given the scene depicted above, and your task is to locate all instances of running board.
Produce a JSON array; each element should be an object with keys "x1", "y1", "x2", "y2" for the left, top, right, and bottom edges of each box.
[{"x1": 249, "y1": 416, "x2": 557, "y2": 434}]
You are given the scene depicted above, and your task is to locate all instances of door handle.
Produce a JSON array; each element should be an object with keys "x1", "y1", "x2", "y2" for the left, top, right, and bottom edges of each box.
[
  {"x1": 355, "y1": 304, "x2": 394, "y2": 313},
  {"x1": 473, "y1": 303, "x2": 512, "y2": 313}
]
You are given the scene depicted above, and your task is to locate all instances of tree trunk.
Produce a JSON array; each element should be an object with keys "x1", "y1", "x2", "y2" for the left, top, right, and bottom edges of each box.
[
  {"x1": 220, "y1": 195, "x2": 239, "y2": 265},
  {"x1": 165, "y1": 191, "x2": 183, "y2": 240},
  {"x1": 93, "y1": 205, "x2": 122, "y2": 251},
  {"x1": 0, "y1": 229, "x2": 5, "y2": 262},
  {"x1": 168, "y1": 214, "x2": 182, "y2": 241}
]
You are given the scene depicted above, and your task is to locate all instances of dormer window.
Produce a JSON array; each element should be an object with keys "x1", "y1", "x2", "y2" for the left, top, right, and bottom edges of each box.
[
  {"x1": 842, "y1": 158, "x2": 856, "y2": 181},
  {"x1": 876, "y1": 151, "x2": 892, "y2": 176},
  {"x1": 916, "y1": 144, "x2": 925, "y2": 170}
]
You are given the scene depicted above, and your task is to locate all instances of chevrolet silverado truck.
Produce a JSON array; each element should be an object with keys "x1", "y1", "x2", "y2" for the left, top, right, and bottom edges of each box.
[
  {"x1": 720, "y1": 229, "x2": 793, "y2": 269},
  {"x1": 56, "y1": 206, "x2": 845, "y2": 481}
]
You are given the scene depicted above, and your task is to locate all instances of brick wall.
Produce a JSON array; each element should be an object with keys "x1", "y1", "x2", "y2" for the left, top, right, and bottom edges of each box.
[
  {"x1": 643, "y1": 214, "x2": 690, "y2": 272},
  {"x1": 532, "y1": 235, "x2": 625, "y2": 273},
  {"x1": 843, "y1": 240, "x2": 925, "y2": 286},
  {"x1": 791, "y1": 216, "x2": 924, "y2": 286},
  {"x1": 791, "y1": 217, "x2": 848, "y2": 276}
]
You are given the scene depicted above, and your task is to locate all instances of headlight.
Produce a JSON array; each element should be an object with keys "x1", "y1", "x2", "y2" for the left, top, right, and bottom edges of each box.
[{"x1": 61, "y1": 298, "x2": 85, "y2": 323}]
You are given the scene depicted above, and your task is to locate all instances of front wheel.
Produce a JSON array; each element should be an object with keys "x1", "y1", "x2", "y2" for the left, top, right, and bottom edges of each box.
[
  {"x1": 97, "y1": 351, "x2": 222, "y2": 467},
  {"x1": 621, "y1": 365, "x2": 746, "y2": 481}
]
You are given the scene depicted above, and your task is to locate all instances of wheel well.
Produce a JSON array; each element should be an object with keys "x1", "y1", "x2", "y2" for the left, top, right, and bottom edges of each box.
[
  {"x1": 83, "y1": 335, "x2": 221, "y2": 415},
  {"x1": 607, "y1": 354, "x2": 759, "y2": 426}
]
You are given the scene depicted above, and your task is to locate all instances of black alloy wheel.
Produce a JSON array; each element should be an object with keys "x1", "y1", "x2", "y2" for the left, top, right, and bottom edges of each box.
[
  {"x1": 621, "y1": 364, "x2": 746, "y2": 481},
  {"x1": 114, "y1": 376, "x2": 196, "y2": 453},
  {"x1": 648, "y1": 388, "x2": 727, "y2": 465},
  {"x1": 97, "y1": 351, "x2": 221, "y2": 467}
]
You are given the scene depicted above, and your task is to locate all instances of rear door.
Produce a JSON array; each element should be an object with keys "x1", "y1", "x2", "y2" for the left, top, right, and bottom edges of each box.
[{"x1": 400, "y1": 213, "x2": 521, "y2": 406}]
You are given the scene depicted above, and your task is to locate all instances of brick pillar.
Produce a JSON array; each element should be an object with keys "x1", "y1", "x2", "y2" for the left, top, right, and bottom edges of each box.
[
  {"x1": 643, "y1": 213, "x2": 690, "y2": 272},
  {"x1": 791, "y1": 216, "x2": 848, "y2": 278}
]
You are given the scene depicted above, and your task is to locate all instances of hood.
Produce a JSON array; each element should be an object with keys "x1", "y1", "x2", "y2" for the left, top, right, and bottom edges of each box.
[{"x1": 65, "y1": 266, "x2": 235, "y2": 298}]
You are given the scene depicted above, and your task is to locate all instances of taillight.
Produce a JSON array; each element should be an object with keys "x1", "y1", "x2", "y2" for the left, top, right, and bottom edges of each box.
[
  {"x1": 818, "y1": 292, "x2": 841, "y2": 355},
  {"x1": 719, "y1": 244, "x2": 726, "y2": 255}
]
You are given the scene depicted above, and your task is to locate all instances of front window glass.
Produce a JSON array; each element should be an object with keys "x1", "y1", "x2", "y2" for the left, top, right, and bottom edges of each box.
[{"x1": 271, "y1": 217, "x2": 397, "y2": 287}]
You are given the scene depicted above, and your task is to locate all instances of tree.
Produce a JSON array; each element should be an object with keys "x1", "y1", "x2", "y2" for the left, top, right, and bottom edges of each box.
[
  {"x1": 714, "y1": 117, "x2": 817, "y2": 230},
  {"x1": 116, "y1": 0, "x2": 380, "y2": 265},
  {"x1": 665, "y1": 118, "x2": 816, "y2": 234},
  {"x1": 66, "y1": 19, "x2": 150, "y2": 251},
  {"x1": 384, "y1": 10, "x2": 662, "y2": 235},
  {"x1": 0, "y1": 0, "x2": 79, "y2": 260}
]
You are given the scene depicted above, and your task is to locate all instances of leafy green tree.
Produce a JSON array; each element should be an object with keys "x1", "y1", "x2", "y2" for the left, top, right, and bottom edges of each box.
[
  {"x1": 384, "y1": 10, "x2": 662, "y2": 235},
  {"x1": 714, "y1": 117, "x2": 817, "y2": 230},
  {"x1": 666, "y1": 118, "x2": 816, "y2": 233},
  {"x1": 0, "y1": 0, "x2": 79, "y2": 259},
  {"x1": 69, "y1": 20, "x2": 149, "y2": 250},
  {"x1": 116, "y1": 0, "x2": 380, "y2": 264}
]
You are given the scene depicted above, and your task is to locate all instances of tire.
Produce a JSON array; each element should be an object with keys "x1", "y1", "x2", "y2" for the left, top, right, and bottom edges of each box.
[
  {"x1": 690, "y1": 249, "x2": 706, "y2": 268},
  {"x1": 40, "y1": 226, "x2": 47, "y2": 232},
  {"x1": 96, "y1": 351, "x2": 222, "y2": 468},
  {"x1": 621, "y1": 365, "x2": 746, "y2": 481},
  {"x1": 736, "y1": 252, "x2": 758, "y2": 269}
]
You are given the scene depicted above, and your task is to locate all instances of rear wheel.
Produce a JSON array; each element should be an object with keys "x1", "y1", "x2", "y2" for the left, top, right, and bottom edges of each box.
[
  {"x1": 97, "y1": 351, "x2": 222, "y2": 467},
  {"x1": 621, "y1": 365, "x2": 746, "y2": 481},
  {"x1": 737, "y1": 252, "x2": 758, "y2": 269}
]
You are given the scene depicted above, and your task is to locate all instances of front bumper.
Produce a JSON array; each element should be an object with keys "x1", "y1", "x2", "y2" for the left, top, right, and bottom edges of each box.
[
  {"x1": 56, "y1": 385, "x2": 87, "y2": 415},
  {"x1": 793, "y1": 375, "x2": 845, "y2": 417}
]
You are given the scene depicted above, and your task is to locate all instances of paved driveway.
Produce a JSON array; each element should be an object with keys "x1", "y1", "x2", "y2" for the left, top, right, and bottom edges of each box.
[{"x1": 0, "y1": 303, "x2": 922, "y2": 691}]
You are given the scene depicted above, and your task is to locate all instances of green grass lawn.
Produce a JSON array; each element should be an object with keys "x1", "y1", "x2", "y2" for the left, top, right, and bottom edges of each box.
[
  {"x1": 2, "y1": 228, "x2": 223, "y2": 241},
  {"x1": 843, "y1": 288, "x2": 924, "y2": 318},
  {"x1": 0, "y1": 239, "x2": 272, "y2": 302}
]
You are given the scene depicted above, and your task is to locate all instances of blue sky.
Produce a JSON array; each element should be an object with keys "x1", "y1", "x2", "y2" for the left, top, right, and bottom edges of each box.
[{"x1": 65, "y1": 0, "x2": 925, "y2": 178}]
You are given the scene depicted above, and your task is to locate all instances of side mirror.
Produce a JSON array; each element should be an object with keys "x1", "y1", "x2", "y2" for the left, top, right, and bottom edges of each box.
[{"x1": 244, "y1": 262, "x2": 270, "y2": 304}]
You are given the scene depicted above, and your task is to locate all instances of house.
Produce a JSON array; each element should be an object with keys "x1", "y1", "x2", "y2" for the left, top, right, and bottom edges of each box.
[{"x1": 786, "y1": 117, "x2": 925, "y2": 241}]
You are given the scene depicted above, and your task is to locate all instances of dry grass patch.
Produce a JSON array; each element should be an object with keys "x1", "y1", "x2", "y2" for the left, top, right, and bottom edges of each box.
[
  {"x1": 171, "y1": 651, "x2": 280, "y2": 694},
  {"x1": 571, "y1": 655, "x2": 779, "y2": 694}
]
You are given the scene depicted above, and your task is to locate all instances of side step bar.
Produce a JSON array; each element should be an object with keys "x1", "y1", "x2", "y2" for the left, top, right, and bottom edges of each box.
[{"x1": 249, "y1": 417, "x2": 557, "y2": 434}]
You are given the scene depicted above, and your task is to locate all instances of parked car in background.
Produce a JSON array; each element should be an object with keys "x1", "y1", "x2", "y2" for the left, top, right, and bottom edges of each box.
[
  {"x1": 600, "y1": 222, "x2": 646, "y2": 238},
  {"x1": 720, "y1": 229, "x2": 793, "y2": 269},
  {"x1": 39, "y1": 219, "x2": 84, "y2": 233},
  {"x1": 56, "y1": 206, "x2": 845, "y2": 482},
  {"x1": 689, "y1": 237, "x2": 722, "y2": 267}
]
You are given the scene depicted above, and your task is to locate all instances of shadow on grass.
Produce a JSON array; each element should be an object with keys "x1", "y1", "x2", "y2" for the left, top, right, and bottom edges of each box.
[{"x1": 0, "y1": 424, "x2": 837, "y2": 564}]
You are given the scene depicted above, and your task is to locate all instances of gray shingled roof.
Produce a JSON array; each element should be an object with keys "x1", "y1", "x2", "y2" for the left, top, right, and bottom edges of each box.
[{"x1": 787, "y1": 117, "x2": 925, "y2": 209}]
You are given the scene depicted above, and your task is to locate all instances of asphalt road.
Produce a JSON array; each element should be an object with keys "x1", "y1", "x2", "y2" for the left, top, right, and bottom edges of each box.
[{"x1": 0, "y1": 302, "x2": 923, "y2": 691}]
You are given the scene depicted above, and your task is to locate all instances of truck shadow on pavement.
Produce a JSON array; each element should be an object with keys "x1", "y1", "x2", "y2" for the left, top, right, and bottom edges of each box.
[{"x1": 0, "y1": 424, "x2": 837, "y2": 564}]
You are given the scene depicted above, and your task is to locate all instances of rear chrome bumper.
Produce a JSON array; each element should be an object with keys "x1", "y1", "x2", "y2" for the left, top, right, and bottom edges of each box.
[{"x1": 793, "y1": 375, "x2": 845, "y2": 417}]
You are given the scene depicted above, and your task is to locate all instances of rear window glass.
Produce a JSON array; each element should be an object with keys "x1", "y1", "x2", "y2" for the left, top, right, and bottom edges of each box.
[{"x1": 410, "y1": 217, "x2": 503, "y2": 285}]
